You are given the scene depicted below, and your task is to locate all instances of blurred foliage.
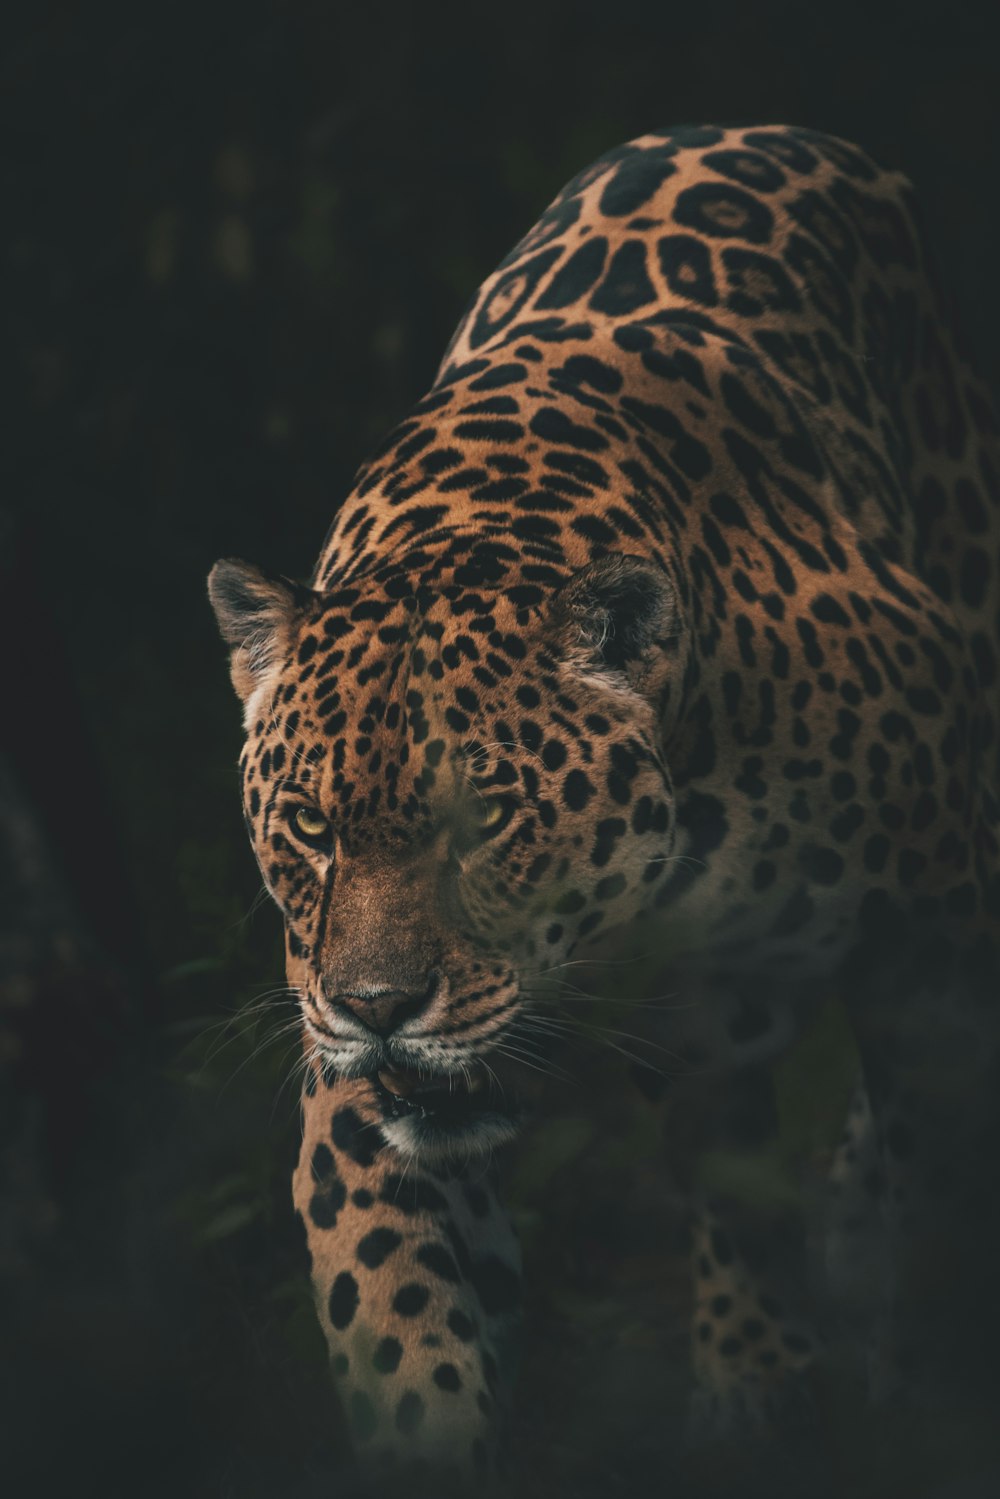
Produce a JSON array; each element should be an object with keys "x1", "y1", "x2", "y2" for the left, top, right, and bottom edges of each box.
[
  {"x1": 772, "y1": 991, "x2": 859, "y2": 1161},
  {"x1": 699, "y1": 999, "x2": 860, "y2": 1209}
]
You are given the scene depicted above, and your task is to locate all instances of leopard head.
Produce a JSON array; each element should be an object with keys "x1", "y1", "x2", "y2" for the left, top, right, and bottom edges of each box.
[{"x1": 208, "y1": 552, "x2": 684, "y2": 1157}]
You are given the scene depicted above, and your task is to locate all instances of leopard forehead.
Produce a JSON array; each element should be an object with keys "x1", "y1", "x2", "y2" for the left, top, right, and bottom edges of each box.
[{"x1": 240, "y1": 580, "x2": 671, "y2": 851}]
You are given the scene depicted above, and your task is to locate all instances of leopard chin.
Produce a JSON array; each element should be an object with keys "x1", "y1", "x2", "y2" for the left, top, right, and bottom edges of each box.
[{"x1": 370, "y1": 1062, "x2": 523, "y2": 1160}]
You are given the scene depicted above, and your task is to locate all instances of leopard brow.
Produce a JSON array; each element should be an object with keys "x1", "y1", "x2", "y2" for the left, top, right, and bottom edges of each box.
[
  {"x1": 264, "y1": 777, "x2": 324, "y2": 802},
  {"x1": 260, "y1": 780, "x2": 329, "y2": 829}
]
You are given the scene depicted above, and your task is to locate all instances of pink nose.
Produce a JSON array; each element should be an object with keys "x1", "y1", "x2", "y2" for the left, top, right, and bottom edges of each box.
[{"x1": 329, "y1": 977, "x2": 436, "y2": 1036}]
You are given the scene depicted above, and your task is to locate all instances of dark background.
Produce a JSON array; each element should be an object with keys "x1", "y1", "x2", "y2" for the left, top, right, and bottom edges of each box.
[{"x1": 5, "y1": 2, "x2": 1000, "y2": 1495}]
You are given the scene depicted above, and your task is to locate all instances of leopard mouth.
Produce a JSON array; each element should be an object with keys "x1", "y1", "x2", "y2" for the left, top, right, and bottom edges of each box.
[
  {"x1": 370, "y1": 1061, "x2": 523, "y2": 1158},
  {"x1": 371, "y1": 1062, "x2": 511, "y2": 1126},
  {"x1": 364, "y1": 1035, "x2": 546, "y2": 1158}
]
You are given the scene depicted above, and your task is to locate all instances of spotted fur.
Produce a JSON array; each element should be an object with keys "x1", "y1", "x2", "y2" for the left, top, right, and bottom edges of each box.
[{"x1": 209, "y1": 125, "x2": 1000, "y2": 1479}]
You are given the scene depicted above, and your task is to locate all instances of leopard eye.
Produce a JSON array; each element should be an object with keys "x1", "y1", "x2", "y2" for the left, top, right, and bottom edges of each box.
[
  {"x1": 292, "y1": 806, "x2": 332, "y2": 843},
  {"x1": 477, "y1": 796, "x2": 517, "y2": 840},
  {"x1": 451, "y1": 795, "x2": 515, "y2": 859},
  {"x1": 479, "y1": 798, "x2": 507, "y2": 830}
]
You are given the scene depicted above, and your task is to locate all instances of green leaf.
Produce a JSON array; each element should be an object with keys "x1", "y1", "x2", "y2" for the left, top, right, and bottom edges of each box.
[
  {"x1": 773, "y1": 996, "x2": 859, "y2": 1161},
  {"x1": 696, "y1": 1147, "x2": 802, "y2": 1211},
  {"x1": 197, "y1": 1201, "x2": 261, "y2": 1244}
]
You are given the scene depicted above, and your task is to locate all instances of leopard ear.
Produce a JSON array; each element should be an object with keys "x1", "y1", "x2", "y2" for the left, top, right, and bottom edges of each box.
[
  {"x1": 207, "y1": 558, "x2": 303, "y2": 710},
  {"x1": 551, "y1": 554, "x2": 679, "y2": 693}
]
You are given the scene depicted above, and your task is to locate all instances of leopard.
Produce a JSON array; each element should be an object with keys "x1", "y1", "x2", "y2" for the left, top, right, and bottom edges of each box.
[{"x1": 208, "y1": 124, "x2": 1000, "y2": 1489}]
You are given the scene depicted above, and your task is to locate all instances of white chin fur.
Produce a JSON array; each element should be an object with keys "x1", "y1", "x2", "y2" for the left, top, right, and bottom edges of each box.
[{"x1": 379, "y1": 1110, "x2": 519, "y2": 1162}]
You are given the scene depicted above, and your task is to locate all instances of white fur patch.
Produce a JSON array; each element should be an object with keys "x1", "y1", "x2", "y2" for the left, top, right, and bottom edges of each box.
[{"x1": 379, "y1": 1109, "x2": 519, "y2": 1162}]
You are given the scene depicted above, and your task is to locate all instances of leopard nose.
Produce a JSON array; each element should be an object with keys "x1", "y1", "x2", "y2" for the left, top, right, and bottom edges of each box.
[{"x1": 330, "y1": 975, "x2": 437, "y2": 1036}]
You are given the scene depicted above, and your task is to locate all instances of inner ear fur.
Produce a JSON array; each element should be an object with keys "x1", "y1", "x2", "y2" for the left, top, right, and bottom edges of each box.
[
  {"x1": 550, "y1": 553, "x2": 679, "y2": 692},
  {"x1": 207, "y1": 558, "x2": 305, "y2": 707}
]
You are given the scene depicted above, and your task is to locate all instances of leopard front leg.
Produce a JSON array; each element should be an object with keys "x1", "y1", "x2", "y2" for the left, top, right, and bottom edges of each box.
[
  {"x1": 689, "y1": 1203, "x2": 816, "y2": 1439},
  {"x1": 662, "y1": 1063, "x2": 820, "y2": 1440},
  {"x1": 821, "y1": 1073, "x2": 896, "y2": 1397},
  {"x1": 293, "y1": 1061, "x2": 520, "y2": 1489}
]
